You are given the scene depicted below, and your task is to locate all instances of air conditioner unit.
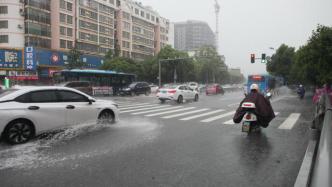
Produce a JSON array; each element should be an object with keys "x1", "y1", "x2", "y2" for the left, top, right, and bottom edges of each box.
[{"x1": 17, "y1": 24, "x2": 23, "y2": 29}]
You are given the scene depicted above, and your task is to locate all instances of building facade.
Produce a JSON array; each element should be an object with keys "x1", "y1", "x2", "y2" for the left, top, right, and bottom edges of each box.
[
  {"x1": 0, "y1": 0, "x2": 25, "y2": 49},
  {"x1": 0, "y1": 0, "x2": 171, "y2": 82},
  {"x1": 174, "y1": 20, "x2": 215, "y2": 52}
]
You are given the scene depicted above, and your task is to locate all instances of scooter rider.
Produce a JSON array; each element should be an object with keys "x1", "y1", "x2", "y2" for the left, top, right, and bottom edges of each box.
[
  {"x1": 233, "y1": 84, "x2": 275, "y2": 128},
  {"x1": 297, "y1": 84, "x2": 305, "y2": 99}
]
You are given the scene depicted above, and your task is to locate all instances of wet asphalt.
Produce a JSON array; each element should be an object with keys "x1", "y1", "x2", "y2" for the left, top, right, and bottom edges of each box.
[{"x1": 0, "y1": 88, "x2": 314, "y2": 187}]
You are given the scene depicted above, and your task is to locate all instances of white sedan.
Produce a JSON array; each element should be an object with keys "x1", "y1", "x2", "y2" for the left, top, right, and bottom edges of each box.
[
  {"x1": 157, "y1": 84, "x2": 199, "y2": 103},
  {"x1": 0, "y1": 86, "x2": 119, "y2": 144}
]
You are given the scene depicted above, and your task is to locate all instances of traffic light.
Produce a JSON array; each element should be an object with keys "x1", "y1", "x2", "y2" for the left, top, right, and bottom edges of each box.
[
  {"x1": 250, "y1": 54, "x2": 255, "y2": 63},
  {"x1": 261, "y1": 53, "x2": 266, "y2": 63}
]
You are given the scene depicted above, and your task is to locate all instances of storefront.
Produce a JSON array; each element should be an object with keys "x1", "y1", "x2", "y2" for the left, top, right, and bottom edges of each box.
[{"x1": 0, "y1": 47, "x2": 104, "y2": 86}]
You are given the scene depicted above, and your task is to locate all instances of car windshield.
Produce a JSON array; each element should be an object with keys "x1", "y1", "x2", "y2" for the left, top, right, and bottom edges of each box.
[{"x1": 0, "y1": 89, "x2": 18, "y2": 98}]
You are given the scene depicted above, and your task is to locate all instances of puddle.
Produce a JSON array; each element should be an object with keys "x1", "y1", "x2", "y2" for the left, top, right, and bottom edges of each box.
[{"x1": 0, "y1": 119, "x2": 161, "y2": 170}]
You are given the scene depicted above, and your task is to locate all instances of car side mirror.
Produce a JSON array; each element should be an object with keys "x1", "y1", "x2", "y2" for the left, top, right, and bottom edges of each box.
[{"x1": 88, "y1": 98, "x2": 95, "y2": 104}]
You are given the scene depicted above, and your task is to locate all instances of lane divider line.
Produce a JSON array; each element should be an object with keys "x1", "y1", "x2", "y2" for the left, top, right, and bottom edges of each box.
[{"x1": 278, "y1": 113, "x2": 301, "y2": 130}]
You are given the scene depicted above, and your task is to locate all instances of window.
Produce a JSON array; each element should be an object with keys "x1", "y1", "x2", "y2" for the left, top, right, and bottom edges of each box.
[
  {"x1": 0, "y1": 20, "x2": 8, "y2": 29},
  {"x1": 67, "y1": 15, "x2": 73, "y2": 24},
  {"x1": 60, "y1": 26, "x2": 66, "y2": 35},
  {"x1": 122, "y1": 31, "x2": 130, "y2": 39},
  {"x1": 60, "y1": 13, "x2": 66, "y2": 23},
  {"x1": 60, "y1": 0, "x2": 66, "y2": 9},
  {"x1": 141, "y1": 11, "x2": 144, "y2": 17},
  {"x1": 67, "y1": 41, "x2": 73, "y2": 49},
  {"x1": 0, "y1": 6, "x2": 8, "y2": 14},
  {"x1": 146, "y1": 13, "x2": 150, "y2": 20},
  {"x1": 16, "y1": 90, "x2": 58, "y2": 103},
  {"x1": 60, "y1": 39, "x2": 66, "y2": 48},
  {"x1": 123, "y1": 22, "x2": 130, "y2": 30},
  {"x1": 58, "y1": 91, "x2": 88, "y2": 102},
  {"x1": 135, "y1": 9, "x2": 139, "y2": 15},
  {"x1": 0, "y1": 35, "x2": 8, "y2": 43},
  {"x1": 67, "y1": 28, "x2": 73, "y2": 36},
  {"x1": 67, "y1": 2, "x2": 73, "y2": 11}
]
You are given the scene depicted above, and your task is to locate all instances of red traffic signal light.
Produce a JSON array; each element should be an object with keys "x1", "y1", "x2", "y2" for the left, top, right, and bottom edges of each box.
[{"x1": 250, "y1": 54, "x2": 255, "y2": 63}]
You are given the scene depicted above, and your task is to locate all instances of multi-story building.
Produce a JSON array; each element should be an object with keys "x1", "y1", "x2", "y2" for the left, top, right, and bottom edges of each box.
[
  {"x1": 0, "y1": 0, "x2": 171, "y2": 82},
  {"x1": 118, "y1": 0, "x2": 171, "y2": 61},
  {"x1": 25, "y1": 0, "x2": 52, "y2": 49},
  {"x1": 174, "y1": 20, "x2": 215, "y2": 52},
  {"x1": 0, "y1": 0, "x2": 25, "y2": 49}
]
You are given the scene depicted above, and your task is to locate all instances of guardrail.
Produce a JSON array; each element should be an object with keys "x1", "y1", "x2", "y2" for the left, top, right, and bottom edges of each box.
[{"x1": 309, "y1": 95, "x2": 332, "y2": 187}]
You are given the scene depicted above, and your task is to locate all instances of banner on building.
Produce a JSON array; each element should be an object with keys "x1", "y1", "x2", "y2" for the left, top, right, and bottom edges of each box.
[{"x1": 0, "y1": 49, "x2": 23, "y2": 69}]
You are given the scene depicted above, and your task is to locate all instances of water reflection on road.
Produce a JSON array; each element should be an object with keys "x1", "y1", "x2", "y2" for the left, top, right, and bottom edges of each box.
[{"x1": 0, "y1": 118, "x2": 162, "y2": 170}]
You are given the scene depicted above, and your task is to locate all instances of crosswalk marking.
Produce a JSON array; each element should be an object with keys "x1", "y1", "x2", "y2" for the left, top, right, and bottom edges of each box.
[
  {"x1": 180, "y1": 109, "x2": 225, "y2": 121},
  {"x1": 120, "y1": 105, "x2": 171, "y2": 113},
  {"x1": 161, "y1": 108, "x2": 210, "y2": 119},
  {"x1": 201, "y1": 111, "x2": 236, "y2": 123},
  {"x1": 224, "y1": 119, "x2": 235, "y2": 125},
  {"x1": 132, "y1": 106, "x2": 183, "y2": 115},
  {"x1": 120, "y1": 104, "x2": 159, "y2": 110},
  {"x1": 145, "y1": 107, "x2": 196, "y2": 117},
  {"x1": 223, "y1": 112, "x2": 280, "y2": 125},
  {"x1": 278, "y1": 113, "x2": 301, "y2": 129},
  {"x1": 118, "y1": 103, "x2": 151, "y2": 108}
]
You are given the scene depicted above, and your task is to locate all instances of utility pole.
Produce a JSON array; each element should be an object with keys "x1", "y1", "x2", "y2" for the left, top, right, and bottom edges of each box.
[{"x1": 214, "y1": 0, "x2": 220, "y2": 52}]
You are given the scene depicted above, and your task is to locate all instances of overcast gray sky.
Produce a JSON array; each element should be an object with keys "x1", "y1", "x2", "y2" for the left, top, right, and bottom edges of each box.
[{"x1": 138, "y1": 0, "x2": 332, "y2": 76}]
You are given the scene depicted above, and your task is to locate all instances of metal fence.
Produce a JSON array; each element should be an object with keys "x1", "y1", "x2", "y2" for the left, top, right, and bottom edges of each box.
[{"x1": 310, "y1": 95, "x2": 332, "y2": 187}]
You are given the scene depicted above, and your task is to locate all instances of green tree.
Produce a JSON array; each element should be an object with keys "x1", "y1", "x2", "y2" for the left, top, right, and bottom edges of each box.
[
  {"x1": 266, "y1": 44, "x2": 296, "y2": 82},
  {"x1": 195, "y1": 46, "x2": 228, "y2": 84},
  {"x1": 292, "y1": 25, "x2": 332, "y2": 85},
  {"x1": 66, "y1": 47, "x2": 86, "y2": 69}
]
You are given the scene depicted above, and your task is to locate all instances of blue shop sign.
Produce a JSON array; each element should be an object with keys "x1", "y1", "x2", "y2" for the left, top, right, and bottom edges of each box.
[
  {"x1": 24, "y1": 47, "x2": 37, "y2": 71},
  {"x1": 0, "y1": 49, "x2": 24, "y2": 69}
]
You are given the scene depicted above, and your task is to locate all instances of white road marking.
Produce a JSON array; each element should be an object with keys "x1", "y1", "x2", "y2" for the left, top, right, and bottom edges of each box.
[
  {"x1": 120, "y1": 105, "x2": 171, "y2": 113},
  {"x1": 118, "y1": 103, "x2": 151, "y2": 107},
  {"x1": 227, "y1": 103, "x2": 239, "y2": 107},
  {"x1": 132, "y1": 106, "x2": 183, "y2": 115},
  {"x1": 223, "y1": 112, "x2": 280, "y2": 125},
  {"x1": 224, "y1": 119, "x2": 236, "y2": 125},
  {"x1": 145, "y1": 107, "x2": 196, "y2": 117},
  {"x1": 278, "y1": 113, "x2": 301, "y2": 129},
  {"x1": 201, "y1": 111, "x2": 236, "y2": 123},
  {"x1": 180, "y1": 109, "x2": 225, "y2": 121},
  {"x1": 120, "y1": 104, "x2": 159, "y2": 110},
  {"x1": 161, "y1": 108, "x2": 210, "y2": 119}
]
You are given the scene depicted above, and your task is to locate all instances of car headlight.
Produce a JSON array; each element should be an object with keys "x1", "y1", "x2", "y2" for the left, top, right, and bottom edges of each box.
[{"x1": 113, "y1": 103, "x2": 119, "y2": 108}]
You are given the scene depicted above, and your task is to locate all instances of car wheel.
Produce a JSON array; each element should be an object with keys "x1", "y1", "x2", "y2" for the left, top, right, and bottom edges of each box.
[
  {"x1": 3, "y1": 120, "x2": 35, "y2": 144},
  {"x1": 159, "y1": 99, "x2": 165, "y2": 103},
  {"x1": 177, "y1": 95, "x2": 183, "y2": 104},
  {"x1": 98, "y1": 110, "x2": 115, "y2": 124},
  {"x1": 131, "y1": 91, "x2": 135, "y2": 96},
  {"x1": 194, "y1": 94, "x2": 199, "y2": 102}
]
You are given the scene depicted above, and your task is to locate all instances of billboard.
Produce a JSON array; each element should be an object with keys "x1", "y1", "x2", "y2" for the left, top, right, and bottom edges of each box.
[{"x1": 0, "y1": 49, "x2": 24, "y2": 69}]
